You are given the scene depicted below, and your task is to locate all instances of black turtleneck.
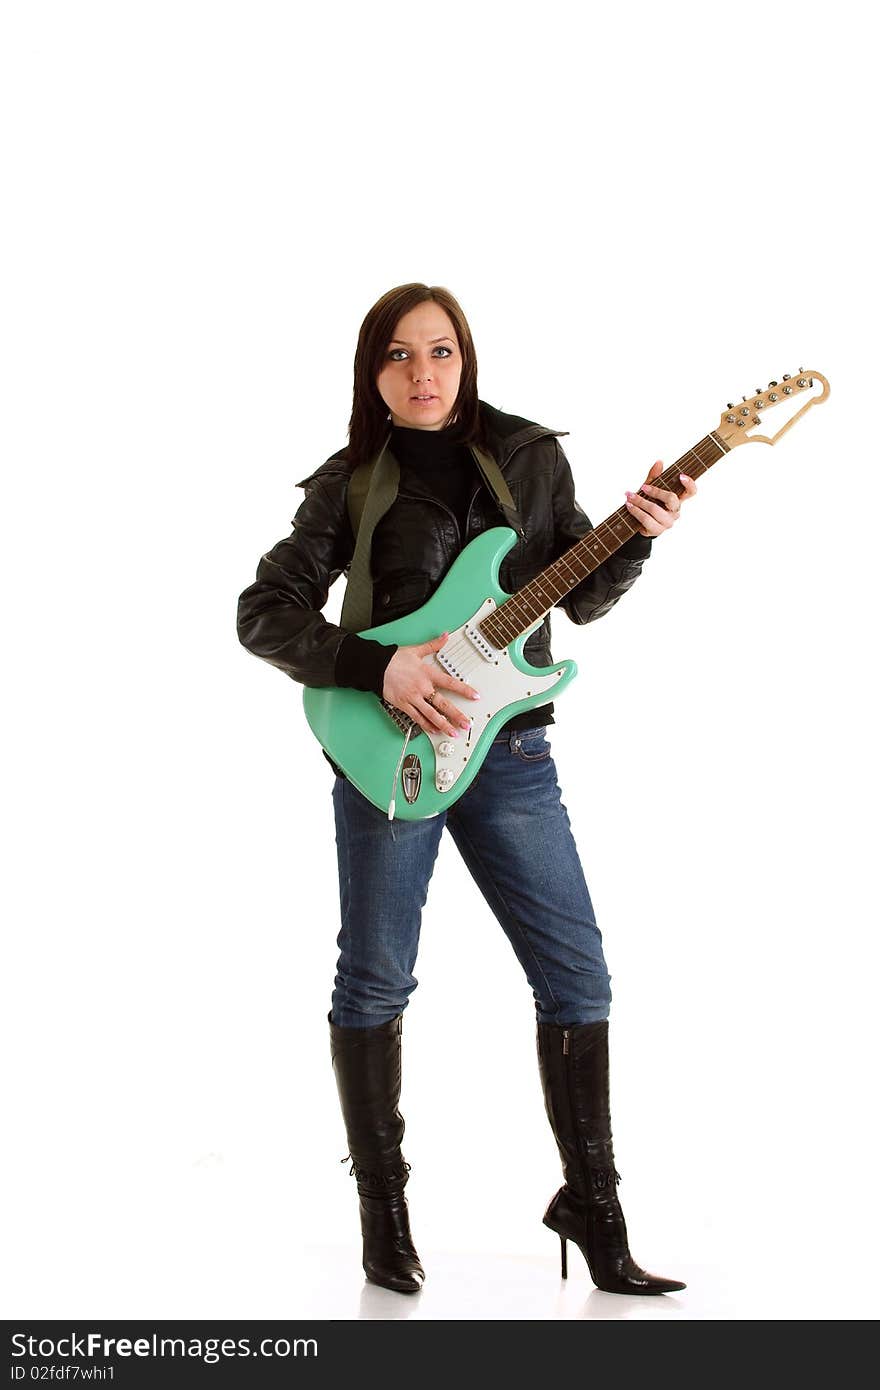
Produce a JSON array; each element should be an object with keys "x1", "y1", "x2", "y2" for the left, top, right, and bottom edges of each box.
[
  {"x1": 333, "y1": 422, "x2": 556, "y2": 735},
  {"x1": 388, "y1": 423, "x2": 476, "y2": 539}
]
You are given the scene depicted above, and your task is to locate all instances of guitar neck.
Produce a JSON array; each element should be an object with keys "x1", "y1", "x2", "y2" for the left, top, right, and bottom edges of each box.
[{"x1": 479, "y1": 430, "x2": 731, "y2": 648}]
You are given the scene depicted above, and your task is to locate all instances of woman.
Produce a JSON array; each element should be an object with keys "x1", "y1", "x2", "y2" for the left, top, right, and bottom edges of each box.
[{"x1": 237, "y1": 283, "x2": 697, "y2": 1297}]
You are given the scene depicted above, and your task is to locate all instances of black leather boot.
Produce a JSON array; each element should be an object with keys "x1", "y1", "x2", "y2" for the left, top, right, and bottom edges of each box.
[
  {"x1": 536, "y1": 1019, "x2": 686, "y2": 1295},
  {"x1": 328, "y1": 1010, "x2": 425, "y2": 1294}
]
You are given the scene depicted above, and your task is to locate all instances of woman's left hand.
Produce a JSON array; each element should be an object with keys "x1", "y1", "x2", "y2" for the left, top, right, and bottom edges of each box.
[{"x1": 625, "y1": 459, "x2": 698, "y2": 537}]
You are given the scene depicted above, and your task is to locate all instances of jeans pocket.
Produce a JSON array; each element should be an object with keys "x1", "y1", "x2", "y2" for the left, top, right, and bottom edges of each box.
[{"x1": 512, "y1": 727, "x2": 551, "y2": 761}]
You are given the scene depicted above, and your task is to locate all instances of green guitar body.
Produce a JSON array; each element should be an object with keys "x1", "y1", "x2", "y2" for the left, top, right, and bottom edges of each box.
[{"x1": 302, "y1": 527, "x2": 577, "y2": 820}]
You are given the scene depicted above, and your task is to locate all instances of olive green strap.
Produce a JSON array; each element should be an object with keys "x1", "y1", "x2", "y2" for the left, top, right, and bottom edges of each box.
[
  {"x1": 340, "y1": 436, "x2": 524, "y2": 635},
  {"x1": 345, "y1": 448, "x2": 381, "y2": 542},
  {"x1": 468, "y1": 444, "x2": 525, "y2": 541},
  {"x1": 340, "y1": 432, "x2": 398, "y2": 633}
]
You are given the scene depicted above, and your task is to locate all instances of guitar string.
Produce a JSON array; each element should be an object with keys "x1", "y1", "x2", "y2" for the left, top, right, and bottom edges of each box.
[
  {"x1": 425, "y1": 511, "x2": 657, "y2": 684},
  {"x1": 455, "y1": 445, "x2": 720, "y2": 644},
  {"x1": 413, "y1": 442, "x2": 723, "y2": 711},
  {"x1": 390, "y1": 424, "x2": 830, "y2": 772}
]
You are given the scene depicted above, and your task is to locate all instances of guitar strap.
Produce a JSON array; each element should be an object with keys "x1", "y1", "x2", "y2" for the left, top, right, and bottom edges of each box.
[{"x1": 340, "y1": 432, "x2": 525, "y2": 634}]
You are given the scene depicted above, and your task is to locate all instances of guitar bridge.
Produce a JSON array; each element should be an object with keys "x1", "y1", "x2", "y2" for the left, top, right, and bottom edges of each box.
[{"x1": 379, "y1": 698, "x2": 427, "y2": 737}]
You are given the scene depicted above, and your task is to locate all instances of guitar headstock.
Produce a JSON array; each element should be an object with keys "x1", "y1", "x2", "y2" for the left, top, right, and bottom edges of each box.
[{"x1": 715, "y1": 370, "x2": 830, "y2": 448}]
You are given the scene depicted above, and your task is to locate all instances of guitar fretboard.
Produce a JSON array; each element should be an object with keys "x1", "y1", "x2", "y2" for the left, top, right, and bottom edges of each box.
[{"x1": 479, "y1": 431, "x2": 730, "y2": 648}]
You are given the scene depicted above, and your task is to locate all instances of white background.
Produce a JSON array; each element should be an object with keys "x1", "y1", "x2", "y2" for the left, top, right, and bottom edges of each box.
[{"x1": 3, "y1": 0, "x2": 877, "y2": 1322}]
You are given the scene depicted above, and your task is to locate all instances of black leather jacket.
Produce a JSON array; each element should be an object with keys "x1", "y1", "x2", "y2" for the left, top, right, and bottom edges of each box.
[{"x1": 236, "y1": 400, "x2": 653, "y2": 689}]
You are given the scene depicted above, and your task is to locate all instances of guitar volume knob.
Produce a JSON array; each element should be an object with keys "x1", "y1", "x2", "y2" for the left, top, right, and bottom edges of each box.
[
  {"x1": 436, "y1": 768, "x2": 455, "y2": 790},
  {"x1": 437, "y1": 740, "x2": 456, "y2": 757}
]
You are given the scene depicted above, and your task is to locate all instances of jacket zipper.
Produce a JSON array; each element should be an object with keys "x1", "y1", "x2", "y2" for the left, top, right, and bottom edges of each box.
[
  {"x1": 563, "y1": 1029, "x2": 570, "y2": 1055},
  {"x1": 395, "y1": 489, "x2": 462, "y2": 561}
]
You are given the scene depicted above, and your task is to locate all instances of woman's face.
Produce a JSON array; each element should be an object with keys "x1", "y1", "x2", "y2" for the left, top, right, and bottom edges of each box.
[{"x1": 376, "y1": 302, "x2": 463, "y2": 430}]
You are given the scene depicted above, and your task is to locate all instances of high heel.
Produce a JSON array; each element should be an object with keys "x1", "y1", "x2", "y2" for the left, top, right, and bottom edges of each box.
[
  {"x1": 537, "y1": 1020, "x2": 686, "y2": 1295},
  {"x1": 543, "y1": 1185, "x2": 685, "y2": 1294}
]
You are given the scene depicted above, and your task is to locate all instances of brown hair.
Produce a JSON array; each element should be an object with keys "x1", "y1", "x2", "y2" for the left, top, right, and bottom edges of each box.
[{"x1": 345, "y1": 282, "x2": 491, "y2": 470}]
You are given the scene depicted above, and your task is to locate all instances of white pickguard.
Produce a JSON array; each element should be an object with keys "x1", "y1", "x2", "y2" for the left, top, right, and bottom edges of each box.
[{"x1": 416, "y1": 595, "x2": 566, "y2": 793}]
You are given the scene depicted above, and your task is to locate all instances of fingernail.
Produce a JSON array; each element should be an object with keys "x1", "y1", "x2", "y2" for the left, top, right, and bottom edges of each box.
[
  {"x1": 472, "y1": 692, "x2": 481, "y2": 700},
  {"x1": 679, "y1": 473, "x2": 687, "y2": 482}
]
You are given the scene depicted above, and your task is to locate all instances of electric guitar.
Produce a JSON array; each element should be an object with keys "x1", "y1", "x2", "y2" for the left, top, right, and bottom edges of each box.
[{"x1": 303, "y1": 371, "x2": 830, "y2": 820}]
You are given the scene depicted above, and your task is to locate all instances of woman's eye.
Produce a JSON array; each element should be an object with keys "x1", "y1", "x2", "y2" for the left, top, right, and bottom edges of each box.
[{"x1": 387, "y1": 346, "x2": 453, "y2": 361}]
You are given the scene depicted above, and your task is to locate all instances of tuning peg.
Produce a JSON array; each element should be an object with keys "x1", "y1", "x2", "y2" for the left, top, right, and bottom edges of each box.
[
  {"x1": 754, "y1": 416, "x2": 762, "y2": 425},
  {"x1": 798, "y1": 366, "x2": 804, "y2": 372},
  {"x1": 727, "y1": 402, "x2": 734, "y2": 410},
  {"x1": 783, "y1": 374, "x2": 791, "y2": 381},
  {"x1": 768, "y1": 381, "x2": 778, "y2": 388},
  {"x1": 756, "y1": 389, "x2": 763, "y2": 396}
]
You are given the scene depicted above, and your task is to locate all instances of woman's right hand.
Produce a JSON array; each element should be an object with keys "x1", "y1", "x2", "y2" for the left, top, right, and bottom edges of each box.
[{"x1": 382, "y1": 631, "x2": 481, "y2": 738}]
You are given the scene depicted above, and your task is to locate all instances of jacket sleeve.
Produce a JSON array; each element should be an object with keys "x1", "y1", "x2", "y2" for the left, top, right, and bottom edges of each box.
[
  {"x1": 236, "y1": 475, "x2": 397, "y2": 689},
  {"x1": 550, "y1": 439, "x2": 653, "y2": 626}
]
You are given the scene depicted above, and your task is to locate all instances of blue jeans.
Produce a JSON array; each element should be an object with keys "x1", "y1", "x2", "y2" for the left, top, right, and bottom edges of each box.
[{"x1": 329, "y1": 726, "x2": 612, "y2": 1029}]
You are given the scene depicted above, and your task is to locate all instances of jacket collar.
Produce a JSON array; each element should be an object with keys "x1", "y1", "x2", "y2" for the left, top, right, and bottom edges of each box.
[
  {"x1": 297, "y1": 399, "x2": 568, "y2": 488},
  {"x1": 478, "y1": 399, "x2": 569, "y2": 464}
]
